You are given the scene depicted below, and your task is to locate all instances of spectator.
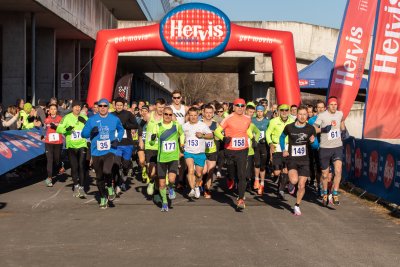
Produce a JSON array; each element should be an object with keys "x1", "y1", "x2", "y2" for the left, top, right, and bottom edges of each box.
[{"x1": 2, "y1": 105, "x2": 20, "y2": 130}]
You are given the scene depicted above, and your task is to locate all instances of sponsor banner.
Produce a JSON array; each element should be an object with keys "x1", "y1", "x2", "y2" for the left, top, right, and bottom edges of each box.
[
  {"x1": 343, "y1": 137, "x2": 400, "y2": 205},
  {"x1": 364, "y1": 0, "x2": 400, "y2": 138},
  {"x1": 113, "y1": 74, "x2": 133, "y2": 102},
  {"x1": 328, "y1": 0, "x2": 377, "y2": 118},
  {"x1": 160, "y1": 3, "x2": 231, "y2": 60},
  {"x1": 0, "y1": 129, "x2": 45, "y2": 176}
]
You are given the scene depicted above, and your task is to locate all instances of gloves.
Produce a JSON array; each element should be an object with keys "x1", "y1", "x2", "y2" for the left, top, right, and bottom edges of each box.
[
  {"x1": 151, "y1": 134, "x2": 157, "y2": 141},
  {"x1": 111, "y1": 139, "x2": 119, "y2": 149},
  {"x1": 90, "y1": 126, "x2": 99, "y2": 138},
  {"x1": 321, "y1": 125, "x2": 332, "y2": 133},
  {"x1": 259, "y1": 138, "x2": 266, "y2": 144},
  {"x1": 78, "y1": 116, "x2": 87, "y2": 124},
  {"x1": 223, "y1": 136, "x2": 231, "y2": 145},
  {"x1": 27, "y1": 116, "x2": 35, "y2": 123},
  {"x1": 65, "y1": 126, "x2": 74, "y2": 132},
  {"x1": 50, "y1": 123, "x2": 57, "y2": 130},
  {"x1": 252, "y1": 138, "x2": 258, "y2": 148}
]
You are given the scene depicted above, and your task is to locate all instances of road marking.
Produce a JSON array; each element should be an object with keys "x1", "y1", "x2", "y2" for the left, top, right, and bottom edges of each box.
[
  {"x1": 32, "y1": 188, "x2": 62, "y2": 209},
  {"x1": 84, "y1": 198, "x2": 96, "y2": 204}
]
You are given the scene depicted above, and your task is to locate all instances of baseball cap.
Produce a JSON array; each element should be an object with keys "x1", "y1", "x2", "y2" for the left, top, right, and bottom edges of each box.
[
  {"x1": 279, "y1": 104, "x2": 290, "y2": 110},
  {"x1": 233, "y1": 98, "x2": 246, "y2": 105},
  {"x1": 246, "y1": 101, "x2": 256, "y2": 108},
  {"x1": 98, "y1": 98, "x2": 110, "y2": 106},
  {"x1": 256, "y1": 105, "x2": 265, "y2": 111}
]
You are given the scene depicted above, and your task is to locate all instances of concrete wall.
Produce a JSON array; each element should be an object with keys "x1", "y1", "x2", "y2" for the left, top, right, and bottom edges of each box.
[
  {"x1": 56, "y1": 40, "x2": 75, "y2": 100},
  {"x1": 36, "y1": 28, "x2": 56, "y2": 101}
]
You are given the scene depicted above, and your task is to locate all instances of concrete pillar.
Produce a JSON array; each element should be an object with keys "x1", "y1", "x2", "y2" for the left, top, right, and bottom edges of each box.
[
  {"x1": 57, "y1": 40, "x2": 75, "y2": 100},
  {"x1": 36, "y1": 28, "x2": 55, "y2": 102},
  {"x1": 238, "y1": 62, "x2": 254, "y2": 101},
  {"x1": 1, "y1": 13, "x2": 26, "y2": 106},
  {"x1": 80, "y1": 48, "x2": 92, "y2": 101}
]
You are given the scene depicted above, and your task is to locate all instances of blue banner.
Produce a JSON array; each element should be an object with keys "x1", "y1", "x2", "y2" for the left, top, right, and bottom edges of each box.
[
  {"x1": 343, "y1": 137, "x2": 400, "y2": 205},
  {"x1": 0, "y1": 129, "x2": 45, "y2": 176}
]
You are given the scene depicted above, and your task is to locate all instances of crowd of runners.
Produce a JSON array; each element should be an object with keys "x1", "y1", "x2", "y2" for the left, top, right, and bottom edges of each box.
[{"x1": 0, "y1": 90, "x2": 349, "y2": 215}]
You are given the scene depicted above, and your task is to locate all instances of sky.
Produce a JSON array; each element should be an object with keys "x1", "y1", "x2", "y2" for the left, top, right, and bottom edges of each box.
[{"x1": 185, "y1": 0, "x2": 348, "y2": 29}]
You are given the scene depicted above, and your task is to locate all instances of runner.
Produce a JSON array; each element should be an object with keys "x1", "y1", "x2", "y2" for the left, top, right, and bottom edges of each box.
[
  {"x1": 148, "y1": 106, "x2": 185, "y2": 212},
  {"x1": 56, "y1": 100, "x2": 88, "y2": 198},
  {"x1": 82, "y1": 98, "x2": 124, "y2": 209},
  {"x1": 252, "y1": 105, "x2": 270, "y2": 195},
  {"x1": 183, "y1": 107, "x2": 213, "y2": 199},
  {"x1": 43, "y1": 103, "x2": 64, "y2": 187},
  {"x1": 112, "y1": 97, "x2": 139, "y2": 194},
  {"x1": 143, "y1": 98, "x2": 165, "y2": 195},
  {"x1": 215, "y1": 98, "x2": 251, "y2": 210},
  {"x1": 137, "y1": 105, "x2": 149, "y2": 184},
  {"x1": 266, "y1": 104, "x2": 295, "y2": 200},
  {"x1": 201, "y1": 104, "x2": 219, "y2": 198},
  {"x1": 280, "y1": 105, "x2": 318, "y2": 215},
  {"x1": 313, "y1": 96, "x2": 346, "y2": 206}
]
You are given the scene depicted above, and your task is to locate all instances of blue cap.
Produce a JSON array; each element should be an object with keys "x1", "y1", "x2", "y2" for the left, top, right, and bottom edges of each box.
[
  {"x1": 98, "y1": 98, "x2": 110, "y2": 106},
  {"x1": 256, "y1": 105, "x2": 265, "y2": 112}
]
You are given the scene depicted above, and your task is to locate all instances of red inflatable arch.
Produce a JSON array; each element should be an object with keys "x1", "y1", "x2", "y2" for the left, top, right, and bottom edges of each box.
[{"x1": 87, "y1": 3, "x2": 300, "y2": 106}]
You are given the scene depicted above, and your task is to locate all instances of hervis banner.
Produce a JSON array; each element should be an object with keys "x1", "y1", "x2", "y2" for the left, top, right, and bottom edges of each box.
[{"x1": 86, "y1": 3, "x2": 301, "y2": 107}]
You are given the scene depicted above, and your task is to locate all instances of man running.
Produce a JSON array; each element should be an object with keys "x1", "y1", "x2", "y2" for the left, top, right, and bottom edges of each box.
[
  {"x1": 82, "y1": 98, "x2": 124, "y2": 209},
  {"x1": 183, "y1": 107, "x2": 213, "y2": 199},
  {"x1": 313, "y1": 96, "x2": 346, "y2": 206},
  {"x1": 149, "y1": 107, "x2": 185, "y2": 212},
  {"x1": 280, "y1": 106, "x2": 318, "y2": 215},
  {"x1": 215, "y1": 98, "x2": 251, "y2": 210},
  {"x1": 56, "y1": 100, "x2": 88, "y2": 198},
  {"x1": 266, "y1": 104, "x2": 295, "y2": 200}
]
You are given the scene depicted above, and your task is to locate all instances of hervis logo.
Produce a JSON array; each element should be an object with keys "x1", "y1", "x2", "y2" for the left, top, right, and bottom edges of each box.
[{"x1": 160, "y1": 3, "x2": 231, "y2": 60}]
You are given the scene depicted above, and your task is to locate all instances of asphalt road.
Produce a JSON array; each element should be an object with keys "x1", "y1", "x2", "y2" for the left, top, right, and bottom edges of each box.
[{"x1": 0, "y1": 172, "x2": 399, "y2": 267}]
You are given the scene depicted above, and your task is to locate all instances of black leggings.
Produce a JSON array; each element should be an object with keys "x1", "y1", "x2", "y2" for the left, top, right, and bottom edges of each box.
[
  {"x1": 67, "y1": 147, "x2": 87, "y2": 186},
  {"x1": 225, "y1": 149, "x2": 248, "y2": 199},
  {"x1": 92, "y1": 153, "x2": 116, "y2": 198},
  {"x1": 45, "y1": 143, "x2": 62, "y2": 178}
]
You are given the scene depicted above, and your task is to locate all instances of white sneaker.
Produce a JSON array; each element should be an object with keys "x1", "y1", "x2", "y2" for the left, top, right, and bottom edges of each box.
[
  {"x1": 194, "y1": 186, "x2": 201, "y2": 199},
  {"x1": 294, "y1": 205, "x2": 301, "y2": 216},
  {"x1": 216, "y1": 171, "x2": 221, "y2": 178},
  {"x1": 115, "y1": 185, "x2": 122, "y2": 196},
  {"x1": 188, "y1": 189, "x2": 196, "y2": 198}
]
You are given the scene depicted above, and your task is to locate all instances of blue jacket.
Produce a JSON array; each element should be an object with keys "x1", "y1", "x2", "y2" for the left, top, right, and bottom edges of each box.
[{"x1": 82, "y1": 113, "x2": 124, "y2": 157}]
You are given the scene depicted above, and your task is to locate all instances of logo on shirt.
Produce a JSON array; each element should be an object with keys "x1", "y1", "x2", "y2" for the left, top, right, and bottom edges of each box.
[{"x1": 160, "y1": 3, "x2": 231, "y2": 60}]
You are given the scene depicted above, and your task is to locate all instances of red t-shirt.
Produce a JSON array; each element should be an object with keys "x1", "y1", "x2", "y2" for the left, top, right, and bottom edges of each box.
[
  {"x1": 44, "y1": 115, "x2": 63, "y2": 144},
  {"x1": 220, "y1": 113, "x2": 251, "y2": 150}
]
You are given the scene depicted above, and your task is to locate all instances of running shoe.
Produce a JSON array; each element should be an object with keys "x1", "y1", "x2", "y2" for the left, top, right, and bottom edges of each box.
[
  {"x1": 332, "y1": 195, "x2": 340, "y2": 205},
  {"x1": 293, "y1": 205, "x2": 301, "y2": 216},
  {"x1": 188, "y1": 188, "x2": 196, "y2": 198},
  {"x1": 168, "y1": 187, "x2": 176, "y2": 200},
  {"x1": 204, "y1": 190, "x2": 211, "y2": 199},
  {"x1": 77, "y1": 186, "x2": 86, "y2": 199},
  {"x1": 227, "y1": 178, "x2": 234, "y2": 190},
  {"x1": 72, "y1": 185, "x2": 80, "y2": 197},
  {"x1": 288, "y1": 183, "x2": 295, "y2": 195},
  {"x1": 257, "y1": 185, "x2": 264, "y2": 196},
  {"x1": 99, "y1": 197, "x2": 108, "y2": 209},
  {"x1": 107, "y1": 186, "x2": 116, "y2": 201},
  {"x1": 216, "y1": 171, "x2": 221, "y2": 178},
  {"x1": 115, "y1": 185, "x2": 122, "y2": 196},
  {"x1": 328, "y1": 194, "x2": 333, "y2": 205},
  {"x1": 45, "y1": 178, "x2": 53, "y2": 187},
  {"x1": 253, "y1": 179, "x2": 260, "y2": 190},
  {"x1": 237, "y1": 198, "x2": 246, "y2": 210},
  {"x1": 161, "y1": 203, "x2": 169, "y2": 212},
  {"x1": 278, "y1": 190, "x2": 286, "y2": 200},
  {"x1": 147, "y1": 181, "x2": 155, "y2": 196},
  {"x1": 322, "y1": 194, "x2": 328, "y2": 207},
  {"x1": 194, "y1": 186, "x2": 201, "y2": 199},
  {"x1": 120, "y1": 183, "x2": 127, "y2": 192}
]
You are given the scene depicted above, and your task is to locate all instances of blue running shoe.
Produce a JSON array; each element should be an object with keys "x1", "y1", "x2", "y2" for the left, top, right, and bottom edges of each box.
[
  {"x1": 161, "y1": 203, "x2": 169, "y2": 212},
  {"x1": 168, "y1": 187, "x2": 176, "y2": 200}
]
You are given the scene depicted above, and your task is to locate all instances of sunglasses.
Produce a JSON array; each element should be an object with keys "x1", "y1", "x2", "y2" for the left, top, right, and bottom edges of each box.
[
  {"x1": 164, "y1": 113, "x2": 173, "y2": 117},
  {"x1": 217, "y1": 110, "x2": 224, "y2": 113},
  {"x1": 235, "y1": 104, "x2": 245, "y2": 107},
  {"x1": 98, "y1": 105, "x2": 108, "y2": 108},
  {"x1": 172, "y1": 96, "x2": 181, "y2": 99},
  {"x1": 280, "y1": 109, "x2": 289, "y2": 112}
]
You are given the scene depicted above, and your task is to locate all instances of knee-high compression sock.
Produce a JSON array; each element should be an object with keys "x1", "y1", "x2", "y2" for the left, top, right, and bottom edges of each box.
[{"x1": 160, "y1": 188, "x2": 167, "y2": 204}]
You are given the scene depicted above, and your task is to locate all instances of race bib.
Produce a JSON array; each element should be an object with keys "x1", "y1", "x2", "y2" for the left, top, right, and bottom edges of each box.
[
  {"x1": 205, "y1": 140, "x2": 214, "y2": 148},
  {"x1": 71, "y1": 130, "x2": 82, "y2": 140},
  {"x1": 48, "y1": 133, "x2": 59, "y2": 142},
  {"x1": 328, "y1": 129, "x2": 341, "y2": 140},
  {"x1": 259, "y1": 131, "x2": 265, "y2": 139},
  {"x1": 187, "y1": 138, "x2": 199, "y2": 147},
  {"x1": 162, "y1": 141, "x2": 176, "y2": 152},
  {"x1": 232, "y1": 137, "x2": 246, "y2": 148},
  {"x1": 291, "y1": 145, "x2": 306, "y2": 157},
  {"x1": 97, "y1": 139, "x2": 110, "y2": 151}
]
